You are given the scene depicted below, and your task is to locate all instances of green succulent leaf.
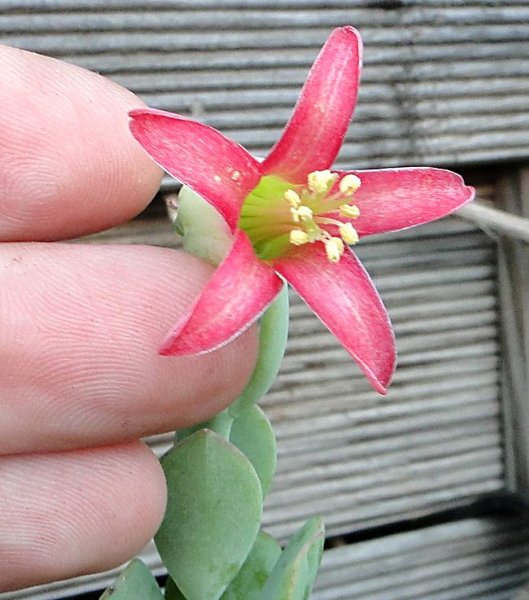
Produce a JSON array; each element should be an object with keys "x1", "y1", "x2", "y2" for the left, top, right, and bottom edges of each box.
[
  {"x1": 229, "y1": 283, "x2": 289, "y2": 418},
  {"x1": 99, "y1": 559, "x2": 163, "y2": 600},
  {"x1": 221, "y1": 531, "x2": 282, "y2": 600},
  {"x1": 229, "y1": 405, "x2": 276, "y2": 498},
  {"x1": 258, "y1": 517, "x2": 325, "y2": 600},
  {"x1": 176, "y1": 186, "x2": 233, "y2": 266},
  {"x1": 156, "y1": 430, "x2": 263, "y2": 600}
]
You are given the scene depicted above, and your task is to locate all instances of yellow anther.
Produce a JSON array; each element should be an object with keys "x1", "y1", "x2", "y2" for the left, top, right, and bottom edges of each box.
[
  {"x1": 284, "y1": 189, "x2": 301, "y2": 208},
  {"x1": 290, "y1": 207, "x2": 300, "y2": 223},
  {"x1": 325, "y1": 237, "x2": 345, "y2": 263},
  {"x1": 296, "y1": 206, "x2": 314, "y2": 222},
  {"x1": 307, "y1": 170, "x2": 337, "y2": 194},
  {"x1": 339, "y1": 222, "x2": 359, "y2": 245},
  {"x1": 339, "y1": 203, "x2": 360, "y2": 219},
  {"x1": 339, "y1": 174, "x2": 361, "y2": 195},
  {"x1": 289, "y1": 229, "x2": 309, "y2": 246}
]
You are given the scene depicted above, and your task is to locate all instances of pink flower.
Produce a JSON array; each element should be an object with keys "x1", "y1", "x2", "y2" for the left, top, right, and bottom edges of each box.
[{"x1": 129, "y1": 26, "x2": 474, "y2": 395}]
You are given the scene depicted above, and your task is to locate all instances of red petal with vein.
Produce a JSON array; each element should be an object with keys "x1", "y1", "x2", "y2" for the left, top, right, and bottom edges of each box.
[
  {"x1": 274, "y1": 245, "x2": 395, "y2": 394},
  {"x1": 130, "y1": 108, "x2": 261, "y2": 231},
  {"x1": 262, "y1": 26, "x2": 362, "y2": 183},
  {"x1": 343, "y1": 168, "x2": 475, "y2": 236},
  {"x1": 160, "y1": 231, "x2": 283, "y2": 356}
]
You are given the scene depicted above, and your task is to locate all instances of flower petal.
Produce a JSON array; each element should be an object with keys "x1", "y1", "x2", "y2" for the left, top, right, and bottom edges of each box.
[
  {"x1": 160, "y1": 230, "x2": 284, "y2": 356},
  {"x1": 343, "y1": 168, "x2": 475, "y2": 236},
  {"x1": 129, "y1": 108, "x2": 261, "y2": 231},
  {"x1": 274, "y1": 245, "x2": 395, "y2": 394},
  {"x1": 262, "y1": 27, "x2": 362, "y2": 184}
]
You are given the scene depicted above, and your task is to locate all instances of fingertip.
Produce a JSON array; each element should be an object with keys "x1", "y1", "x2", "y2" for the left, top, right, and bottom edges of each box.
[
  {"x1": 0, "y1": 441, "x2": 167, "y2": 592},
  {"x1": 0, "y1": 244, "x2": 259, "y2": 453},
  {"x1": 0, "y1": 45, "x2": 163, "y2": 241}
]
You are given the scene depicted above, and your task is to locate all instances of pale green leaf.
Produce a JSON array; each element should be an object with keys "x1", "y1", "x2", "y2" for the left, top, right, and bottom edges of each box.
[
  {"x1": 99, "y1": 559, "x2": 163, "y2": 600},
  {"x1": 258, "y1": 517, "x2": 325, "y2": 600},
  {"x1": 176, "y1": 186, "x2": 233, "y2": 266},
  {"x1": 229, "y1": 405, "x2": 276, "y2": 498},
  {"x1": 156, "y1": 430, "x2": 263, "y2": 600},
  {"x1": 221, "y1": 531, "x2": 281, "y2": 600}
]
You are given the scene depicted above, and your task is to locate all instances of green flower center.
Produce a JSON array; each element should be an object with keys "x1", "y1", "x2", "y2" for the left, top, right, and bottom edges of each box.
[{"x1": 238, "y1": 171, "x2": 362, "y2": 262}]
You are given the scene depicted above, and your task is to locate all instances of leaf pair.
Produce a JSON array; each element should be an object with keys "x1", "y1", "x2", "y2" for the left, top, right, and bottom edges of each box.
[
  {"x1": 104, "y1": 516, "x2": 324, "y2": 600},
  {"x1": 167, "y1": 517, "x2": 324, "y2": 600}
]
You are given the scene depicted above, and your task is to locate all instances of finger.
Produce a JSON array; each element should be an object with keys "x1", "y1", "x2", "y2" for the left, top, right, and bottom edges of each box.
[
  {"x1": 0, "y1": 243, "x2": 258, "y2": 454},
  {"x1": 0, "y1": 45, "x2": 162, "y2": 242},
  {"x1": 0, "y1": 441, "x2": 166, "y2": 592}
]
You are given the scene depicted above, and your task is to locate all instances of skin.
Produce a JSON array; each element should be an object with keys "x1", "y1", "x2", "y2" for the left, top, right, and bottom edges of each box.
[{"x1": 0, "y1": 45, "x2": 258, "y2": 592}]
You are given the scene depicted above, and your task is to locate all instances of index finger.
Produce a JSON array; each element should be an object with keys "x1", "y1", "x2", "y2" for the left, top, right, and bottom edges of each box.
[{"x1": 0, "y1": 45, "x2": 162, "y2": 241}]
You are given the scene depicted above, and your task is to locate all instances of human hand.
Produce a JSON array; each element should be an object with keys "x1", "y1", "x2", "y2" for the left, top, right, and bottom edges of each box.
[{"x1": 0, "y1": 46, "x2": 257, "y2": 592}]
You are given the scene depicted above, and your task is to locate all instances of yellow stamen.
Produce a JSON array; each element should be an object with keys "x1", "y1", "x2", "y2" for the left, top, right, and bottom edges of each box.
[
  {"x1": 290, "y1": 207, "x2": 300, "y2": 223},
  {"x1": 339, "y1": 174, "x2": 361, "y2": 195},
  {"x1": 325, "y1": 237, "x2": 345, "y2": 263},
  {"x1": 281, "y1": 171, "x2": 363, "y2": 261},
  {"x1": 289, "y1": 229, "x2": 309, "y2": 246},
  {"x1": 339, "y1": 203, "x2": 360, "y2": 219},
  {"x1": 339, "y1": 222, "x2": 359, "y2": 245},
  {"x1": 307, "y1": 170, "x2": 337, "y2": 194},
  {"x1": 296, "y1": 206, "x2": 314, "y2": 222},
  {"x1": 284, "y1": 189, "x2": 301, "y2": 208}
]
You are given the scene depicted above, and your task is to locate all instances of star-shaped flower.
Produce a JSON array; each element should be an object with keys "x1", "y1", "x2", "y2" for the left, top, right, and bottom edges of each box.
[{"x1": 129, "y1": 26, "x2": 474, "y2": 394}]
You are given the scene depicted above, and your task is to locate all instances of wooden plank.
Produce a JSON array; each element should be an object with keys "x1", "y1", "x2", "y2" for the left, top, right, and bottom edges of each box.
[
  {"x1": 498, "y1": 169, "x2": 529, "y2": 493},
  {"x1": 313, "y1": 518, "x2": 529, "y2": 599},
  {"x1": 3, "y1": 2, "x2": 529, "y2": 169},
  {"x1": 3, "y1": 7, "x2": 529, "y2": 32}
]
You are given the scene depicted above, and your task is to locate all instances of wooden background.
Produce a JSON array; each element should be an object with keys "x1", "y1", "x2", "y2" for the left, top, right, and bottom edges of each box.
[{"x1": 2, "y1": 2, "x2": 529, "y2": 599}]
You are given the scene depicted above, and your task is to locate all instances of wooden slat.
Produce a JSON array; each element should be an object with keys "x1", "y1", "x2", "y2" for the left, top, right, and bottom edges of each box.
[
  {"x1": 3, "y1": 1, "x2": 529, "y2": 169},
  {"x1": 312, "y1": 517, "x2": 529, "y2": 599},
  {"x1": 497, "y1": 169, "x2": 529, "y2": 493}
]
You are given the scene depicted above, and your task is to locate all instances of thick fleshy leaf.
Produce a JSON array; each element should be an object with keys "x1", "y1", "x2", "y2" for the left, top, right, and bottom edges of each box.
[
  {"x1": 177, "y1": 185, "x2": 233, "y2": 266},
  {"x1": 129, "y1": 108, "x2": 261, "y2": 230},
  {"x1": 229, "y1": 282, "x2": 289, "y2": 417},
  {"x1": 100, "y1": 559, "x2": 163, "y2": 600},
  {"x1": 221, "y1": 531, "x2": 282, "y2": 600},
  {"x1": 156, "y1": 430, "x2": 263, "y2": 600},
  {"x1": 230, "y1": 405, "x2": 276, "y2": 498},
  {"x1": 343, "y1": 167, "x2": 475, "y2": 236},
  {"x1": 257, "y1": 517, "x2": 325, "y2": 600},
  {"x1": 160, "y1": 230, "x2": 284, "y2": 356},
  {"x1": 262, "y1": 26, "x2": 362, "y2": 183},
  {"x1": 274, "y1": 244, "x2": 395, "y2": 394}
]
